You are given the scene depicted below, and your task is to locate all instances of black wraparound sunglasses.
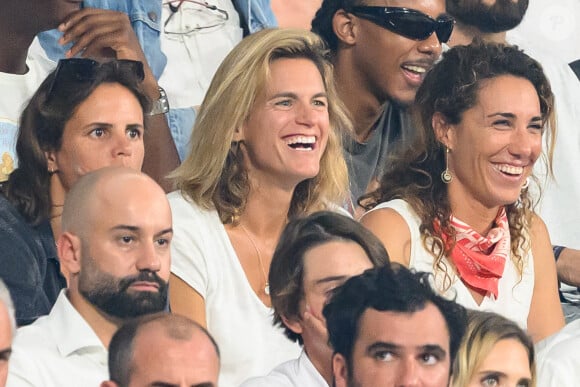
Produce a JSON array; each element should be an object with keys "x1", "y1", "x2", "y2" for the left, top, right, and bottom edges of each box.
[
  {"x1": 350, "y1": 6, "x2": 455, "y2": 43},
  {"x1": 47, "y1": 58, "x2": 145, "y2": 103}
]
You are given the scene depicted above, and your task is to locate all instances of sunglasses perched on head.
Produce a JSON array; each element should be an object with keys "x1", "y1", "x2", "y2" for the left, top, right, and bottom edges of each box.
[
  {"x1": 47, "y1": 58, "x2": 145, "y2": 103},
  {"x1": 349, "y1": 6, "x2": 455, "y2": 43}
]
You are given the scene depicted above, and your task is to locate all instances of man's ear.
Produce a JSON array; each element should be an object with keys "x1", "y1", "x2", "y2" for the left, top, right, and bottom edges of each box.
[
  {"x1": 333, "y1": 9, "x2": 357, "y2": 46},
  {"x1": 432, "y1": 112, "x2": 455, "y2": 149},
  {"x1": 281, "y1": 315, "x2": 304, "y2": 336},
  {"x1": 332, "y1": 352, "x2": 349, "y2": 387},
  {"x1": 57, "y1": 232, "x2": 82, "y2": 276},
  {"x1": 100, "y1": 381, "x2": 118, "y2": 387}
]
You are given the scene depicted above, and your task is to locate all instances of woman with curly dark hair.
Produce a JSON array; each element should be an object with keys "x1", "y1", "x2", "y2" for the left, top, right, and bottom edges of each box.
[{"x1": 361, "y1": 41, "x2": 564, "y2": 343}]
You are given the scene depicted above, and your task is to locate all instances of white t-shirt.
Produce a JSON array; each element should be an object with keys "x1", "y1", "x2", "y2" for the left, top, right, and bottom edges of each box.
[
  {"x1": 168, "y1": 191, "x2": 301, "y2": 387},
  {"x1": 241, "y1": 350, "x2": 329, "y2": 387},
  {"x1": 158, "y1": 0, "x2": 243, "y2": 108},
  {"x1": 364, "y1": 199, "x2": 534, "y2": 329},
  {"x1": 7, "y1": 290, "x2": 108, "y2": 387},
  {"x1": 0, "y1": 38, "x2": 54, "y2": 181},
  {"x1": 536, "y1": 319, "x2": 580, "y2": 386}
]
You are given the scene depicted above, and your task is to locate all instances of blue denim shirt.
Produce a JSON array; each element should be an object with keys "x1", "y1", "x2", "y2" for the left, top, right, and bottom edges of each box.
[
  {"x1": 0, "y1": 195, "x2": 67, "y2": 326},
  {"x1": 37, "y1": 0, "x2": 276, "y2": 160}
]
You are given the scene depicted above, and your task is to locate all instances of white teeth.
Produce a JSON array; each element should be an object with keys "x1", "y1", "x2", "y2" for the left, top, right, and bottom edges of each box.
[
  {"x1": 285, "y1": 136, "x2": 316, "y2": 145},
  {"x1": 402, "y1": 65, "x2": 426, "y2": 74},
  {"x1": 495, "y1": 164, "x2": 524, "y2": 175}
]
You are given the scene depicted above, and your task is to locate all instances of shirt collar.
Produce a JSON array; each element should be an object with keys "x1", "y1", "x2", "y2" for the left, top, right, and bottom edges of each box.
[{"x1": 48, "y1": 291, "x2": 106, "y2": 358}]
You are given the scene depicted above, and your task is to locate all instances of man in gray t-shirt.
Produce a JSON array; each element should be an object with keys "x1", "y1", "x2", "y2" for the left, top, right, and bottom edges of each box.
[{"x1": 311, "y1": 0, "x2": 452, "y2": 205}]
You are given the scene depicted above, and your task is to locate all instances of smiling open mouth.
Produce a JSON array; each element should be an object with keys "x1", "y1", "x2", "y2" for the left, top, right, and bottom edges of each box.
[
  {"x1": 401, "y1": 64, "x2": 427, "y2": 75},
  {"x1": 285, "y1": 135, "x2": 316, "y2": 151},
  {"x1": 494, "y1": 164, "x2": 524, "y2": 176}
]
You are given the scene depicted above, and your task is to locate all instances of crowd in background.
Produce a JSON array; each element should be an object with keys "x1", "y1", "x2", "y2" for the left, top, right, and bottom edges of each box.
[{"x1": 0, "y1": 0, "x2": 579, "y2": 386}]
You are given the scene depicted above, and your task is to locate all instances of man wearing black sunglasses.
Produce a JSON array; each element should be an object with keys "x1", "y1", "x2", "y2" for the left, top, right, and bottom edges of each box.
[
  {"x1": 312, "y1": 0, "x2": 454, "y2": 211},
  {"x1": 446, "y1": 0, "x2": 580, "y2": 326}
]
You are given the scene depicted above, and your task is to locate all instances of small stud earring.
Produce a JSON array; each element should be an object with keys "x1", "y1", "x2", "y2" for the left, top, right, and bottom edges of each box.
[{"x1": 441, "y1": 147, "x2": 453, "y2": 184}]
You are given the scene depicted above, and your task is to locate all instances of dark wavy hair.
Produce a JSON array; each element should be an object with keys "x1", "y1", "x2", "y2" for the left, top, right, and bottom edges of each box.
[
  {"x1": 361, "y1": 41, "x2": 555, "y2": 288},
  {"x1": 311, "y1": 0, "x2": 365, "y2": 52},
  {"x1": 269, "y1": 211, "x2": 390, "y2": 344},
  {"x1": 324, "y1": 264, "x2": 467, "y2": 373},
  {"x1": 2, "y1": 60, "x2": 149, "y2": 225}
]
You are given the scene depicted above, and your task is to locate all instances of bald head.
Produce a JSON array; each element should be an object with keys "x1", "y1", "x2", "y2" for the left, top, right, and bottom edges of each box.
[
  {"x1": 62, "y1": 167, "x2": 166, "y2": 238},
  {"x1": 106, "y1": 313, "x2": 220, "y2": 387}
]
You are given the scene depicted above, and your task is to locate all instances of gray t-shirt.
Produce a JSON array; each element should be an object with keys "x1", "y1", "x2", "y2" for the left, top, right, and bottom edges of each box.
[{"x1": 343, "y1": 102, "x2": 415, "y2": 204}]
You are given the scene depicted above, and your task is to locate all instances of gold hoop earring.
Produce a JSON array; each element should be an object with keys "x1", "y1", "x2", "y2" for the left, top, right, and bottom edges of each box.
[{"x1": 441, "y1": 147, "x2": 453, "y2": 184}]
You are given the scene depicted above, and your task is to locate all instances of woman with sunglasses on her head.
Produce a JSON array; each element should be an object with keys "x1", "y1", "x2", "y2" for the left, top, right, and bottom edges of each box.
[
  {"x1": 168, "y1": 28, "x2": 350, "y2": 386},
  {"x1": 452, "y1": 311, "x2": 536, "y2": 387},
  {"x1": 0, "y1": 59, "x2": 149, "y2": 326},
  {"x1": 360, "y1": 41, "x2": 564, "y2": 343}
]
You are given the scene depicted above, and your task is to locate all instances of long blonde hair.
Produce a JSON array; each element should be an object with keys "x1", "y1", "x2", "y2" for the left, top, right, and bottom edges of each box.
[{"x1": 171, "y1": 28, "x2": 350, "y2": 224}]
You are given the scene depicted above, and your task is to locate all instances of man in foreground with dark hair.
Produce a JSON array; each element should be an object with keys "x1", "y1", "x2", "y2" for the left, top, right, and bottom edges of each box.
[
  {"x1": 325, "y1": 264, "x2": 467, "y2": 387},
  {"x1": 7, "y1": 167, "x2": 173, "y2": 386},
  {"x1": 102, "y1": 313, "x2": 219, "y2": 387}
]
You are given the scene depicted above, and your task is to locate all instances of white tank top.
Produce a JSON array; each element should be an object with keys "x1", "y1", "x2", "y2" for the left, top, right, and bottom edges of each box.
[{"x1": 365, "y1": 199, "x2": 534, "y2": 329}]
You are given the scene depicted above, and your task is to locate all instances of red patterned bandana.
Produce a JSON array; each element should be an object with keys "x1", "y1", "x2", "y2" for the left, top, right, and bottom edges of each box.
[{"x1": 438, "y1": 208, "x2": 509, "y2": 298}]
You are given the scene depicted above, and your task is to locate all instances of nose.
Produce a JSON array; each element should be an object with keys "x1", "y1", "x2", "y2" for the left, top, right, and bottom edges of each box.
[
  {"x1": 509, "y1": 126, "x2": 539, "y2": 160},
  {"x1": 295, "y1": 101, "x2": 316, "y2": 127},
  {"x1": 417, "y1": 31, "x2": 442, "y2": 58},
  {"x1": 396, "y1": 358, "x2": 420, "y2": 387},
  {"x1": 112, "y1": 131, "x2": 134, "y2": 161},
  {"x1": 135, "y1": 241, "x2": 161, "y2": 272}
]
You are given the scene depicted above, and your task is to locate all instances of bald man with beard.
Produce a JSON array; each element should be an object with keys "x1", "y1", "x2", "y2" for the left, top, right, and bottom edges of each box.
[{"x1": 7, "y1": 167, "x2": 173, "y2": 387}]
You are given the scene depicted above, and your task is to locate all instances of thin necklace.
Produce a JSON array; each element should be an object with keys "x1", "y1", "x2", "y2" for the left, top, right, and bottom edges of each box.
[{"x1": 239, "y1": 223, "x2": 270, "y2": 296}]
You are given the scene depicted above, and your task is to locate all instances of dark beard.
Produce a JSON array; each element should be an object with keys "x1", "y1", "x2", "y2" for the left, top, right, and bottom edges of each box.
[
  {"x1": 447, "y1": 0, "x2": 529, "y2": 33},
  {"x1": 80, "y1": 270, "x2": 168, "y2": 319}
]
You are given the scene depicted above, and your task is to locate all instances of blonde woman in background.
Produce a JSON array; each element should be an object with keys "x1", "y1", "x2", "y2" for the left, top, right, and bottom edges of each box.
[
  {"x1": 452, "y1": 311, "x2": 535, "y2": 387},
  {"x1": 167, "y1": 28, "x2": 350, "y2": 386}
]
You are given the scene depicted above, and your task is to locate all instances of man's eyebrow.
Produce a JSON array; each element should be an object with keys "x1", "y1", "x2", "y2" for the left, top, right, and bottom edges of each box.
[
  {"x1": 420, "y1": 344, "x2": 447, "y2": 357},
  {"x1": 154, "y1": 228, "x2": 173, "y2": 239},
  {"x1": 110, "y1": 225, "x2": 139, "y2": 232},
  {"x1": 366, "y1": 341, "x2": 401, "y2": 354}
]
